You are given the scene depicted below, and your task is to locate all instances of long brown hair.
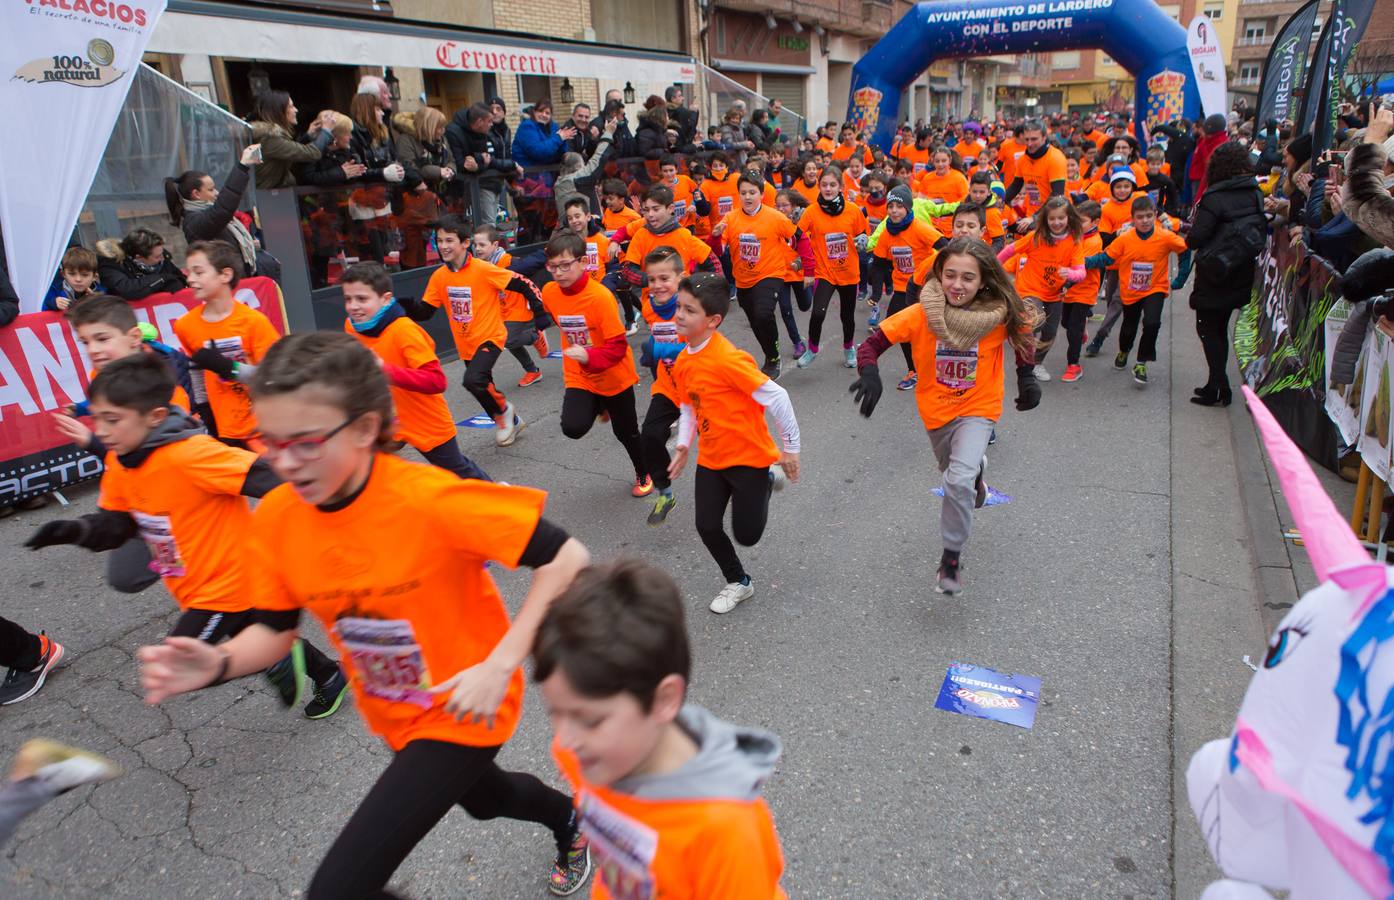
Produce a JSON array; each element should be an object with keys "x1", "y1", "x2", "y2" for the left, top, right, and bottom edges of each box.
[
  {"x1": 1030, "y1": 195, "x2": 1083, "y2": 245},
  {"x1": 931, "y1": 238, "x2": 1040, "y2": 355},
  {"x1": 349, "y1": 93, "x2": 388, "y2": 145}
]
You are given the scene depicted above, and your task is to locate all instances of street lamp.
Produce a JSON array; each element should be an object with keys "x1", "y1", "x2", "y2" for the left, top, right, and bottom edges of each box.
[
  {"x1": 559, "y1": 77, "x2": 574, "y2": 105},
  {"x1": 623, "y1": 81, "x2": 635, "y2": 104},
  {"x1": 384, "y1": 67, "x2": 400, "y2": 102}
]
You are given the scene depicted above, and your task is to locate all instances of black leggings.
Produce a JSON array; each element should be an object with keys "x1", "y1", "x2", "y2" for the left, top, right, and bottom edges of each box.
[
  {"x1": 736, "y1": 277, "x2": 784, "y2": 364},
  {"x1": 1119, "y1": 293, "x2": 1167, "y2": 363},
  {"x1": 461, "y1": 342, "x2": 506, "y2": 418},
  {"x1": 560, "y1": 386, "x2": 646, "y2": 478},
  {"x1": 885, "y1": 292, "x2": 916, "y2": 372},
  {"x1": 169, "y1": 610, "x2": 340, "y2": 685},
  {"x1": 695, "y1": 464, "x2": 772, "y2": 584},
  {"x1": 1194, "y1": 307, "x2": 1235, "y2": 391},
  {"x1": 1061, "y1": 303, "x2": 1090, "y2": 366},
  {"x1": 0, "y1": 616, "x2": 41, "y2": 671},
  {"x1": 308, "y1": 740, "x2": 575, "y2": 900},
  {"x1": 809, "y1": 281, "x2": 858, "y2": 348},
  {"x1": 641, "y1": 394, "x2": 680, "y2": 491},
  {"x1": 419, "y1": 438, "x2": 491, "y2": 482}
]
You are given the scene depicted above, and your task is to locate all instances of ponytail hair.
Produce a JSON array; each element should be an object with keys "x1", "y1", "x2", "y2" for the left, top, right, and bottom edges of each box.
[{"x1": 164, "y1": 170, "x2": 208, "y2": 226}]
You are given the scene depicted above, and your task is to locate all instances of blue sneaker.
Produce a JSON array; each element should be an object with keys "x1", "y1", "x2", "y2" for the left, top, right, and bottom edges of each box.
[
  {"x1": 868, "y1": 305, "x2": 882, "y2": 327},
  {"x1": 796, "y1": 347, "x2": 817, "y2": 368},
  {"x1": 843, "y1": 346, "x2": 857, "y2": 368},
  {"x1": 897, "y1": 372, "x2": 918, "y2": 391}
]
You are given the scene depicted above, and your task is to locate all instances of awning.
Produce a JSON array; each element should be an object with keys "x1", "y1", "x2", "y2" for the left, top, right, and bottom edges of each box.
[
  {"x1": 710, "y1": 59, "x2": 816, "y2": 76},
  {"x1": 148, "y1": 1, "x2": 697, "y2": 83}
]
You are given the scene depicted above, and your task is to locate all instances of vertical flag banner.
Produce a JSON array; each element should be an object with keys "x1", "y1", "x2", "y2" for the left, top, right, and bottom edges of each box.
[
  {"x1": 1187, "y1": 15, "x2": 1228, "y2": 119},
  {"x1": 1309, "y1": 0, "x2": 1376, "y2": 155},
  {"x1": 0, "y1": 0, "x2": 166, "y2": 314},
  {"x1": 1256, "y1": 0, "x2": 1320, "y2": 128}
]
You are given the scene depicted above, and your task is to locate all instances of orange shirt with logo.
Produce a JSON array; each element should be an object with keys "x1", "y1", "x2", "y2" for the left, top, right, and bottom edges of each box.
[
  {"x1": 874, "y1": 217, "x2": 944, "y2": 292},
  {"x1": 898, "y1": 146, "x2": 931, "y2": 176},
  {"x1": 344, "y1": 315, "x2": 458, "y2": 451},
  {"x1": 1010, "y1": 233, "x2": 1085, "y2": 301},
  {"x1": 641, "y1": 293, "x2": 685, "y2": 405},
  {"x1": 1015, "y1": 147, "x2": 1068, "y2": 215},
  {"x1": 1099, "y1": 193, "x2": 1143, "y2": 236},
  {"x1": 722, "y1": 205, "x2": 796, "y2": 289},
  {"x1": 250, "y1": 455, "x2": 546, "y2": 751},
  {"x1": 99, "y1": 434, "x2": 257, "y2": 612},
  {"x1": 174, "y1": 302, "x2": 280, "y2": 441},
  {"x1": 791, "y1": 178, "x2": 820, "y2": 204},
  {"x1": 602, "y1": 205, "x2": 642, "y2": 234},
  {"x1": 623, "y1": 223, "x2": 712, "y2": 270},
  {"x1": 798, "y1": 202, "x2": 868, "y2": 285},
  {"x1": 1104, "y1": 226, "x2": 1187, "y2": 304},
  {"x1": 554, "y1": 745, "x2": 787, "y2": 900},
  {"x1": 578, "y1": 230, "x2": 612, "y2": 281},
  {"x1": 422, "y1": 257, "x2": 515, "y2": 360},
  {"x1": 541, "y1": 276, "x2": 639, "y2": 397},
  {"x1": 664, "y1": 175, "x2": 700, "y2": 228},
  {"x1": 876, "y1": 302, "x2": 1010, "y2": 431},
  {"x1": 702, "y1": 176, "x2": 741, "y2": 234},
  {"x1": 672, "y1": 331, "x2": 779, "y2": 471},
  {"x1": 1066, "y1": 231, "x2": 1104, "y2": 304},
  {"x1": 832, "y1": 144, "x2": 872, "y2": 165}
]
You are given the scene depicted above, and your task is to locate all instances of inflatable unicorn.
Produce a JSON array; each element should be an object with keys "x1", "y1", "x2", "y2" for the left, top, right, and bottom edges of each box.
[{"x1": 1188, "y1": 387, "x2": 1394, "y2": 899}]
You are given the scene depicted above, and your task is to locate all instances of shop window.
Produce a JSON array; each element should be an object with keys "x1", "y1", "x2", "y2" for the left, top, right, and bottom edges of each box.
[{"x1": 518, "y1": 74, "x2": 553, "y2": 106}]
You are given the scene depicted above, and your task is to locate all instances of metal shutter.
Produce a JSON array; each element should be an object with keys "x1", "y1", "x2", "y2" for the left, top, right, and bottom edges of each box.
[{"x1": 760, "y1": 74, "x2": 806, "y2": 119}]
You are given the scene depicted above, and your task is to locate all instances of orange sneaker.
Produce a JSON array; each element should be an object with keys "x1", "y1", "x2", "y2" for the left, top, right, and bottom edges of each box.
[
  {"x1": 1061, "y1": 364, "x2": 1084, "y2": 383},
  {"x1": 631, "y1": 475, "x2": 654, "y2": 497},
  {"x1": 518, "y1": 371, "x2": 543, "y2": 387},
  {"x1": 534, "y1": 331, "x2": 550, "y2": 356}
]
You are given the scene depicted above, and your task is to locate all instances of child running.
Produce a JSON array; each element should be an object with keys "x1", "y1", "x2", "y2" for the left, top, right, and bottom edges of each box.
[
  {"x1": 868, "y1": 184, "x2": 946, "y2": 382},
  {"x1": 711, "y1": 174, "x2": 797, "y2": 378},
  {"x1": 534, "y1": 558, "x2": 787, "y2": 897},
  {"x1": 472, "y1": 225, "x2": 549, "y2": 388},
  {"x1": 1084, "y1": 169, "x2": 1142, "y2": 356},
  {"x1": 851, "y1": 238, "x2": 1041, "y2": 595},
  {"x1": 1058, "y1": 200, "x2": 1104, "y2": 382},
  {"x1": 27, "y1": 354, "x2": 347, "y2": 718},
  {"x1": 637, "y1": 247, "x2": 689, "y2": 527},
  {"x1": 772, "y1": 189, "x2": 812, "y2": 358},
  {"x1": 135, "y1": 331, "x2": 595, "y2": 898},
  {"x1": 341, "y1": 262, "x2": 490, "y2": 481},
  {"x1": 542, "y1": 232, "x2": 652, "y2": 497},
  {"x1": 795, "y1": 165, "x2": 868, "y2": 369},
  {"x1": 997, "y1": 196, "x2": 1085, "y2": 382},
  {"x1": 668, "y1": 273, "x2": 802, "y2": 615}
]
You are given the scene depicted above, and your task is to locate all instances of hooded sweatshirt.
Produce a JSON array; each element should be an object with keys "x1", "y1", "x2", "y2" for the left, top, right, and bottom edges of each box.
[{"x1": 554, "y1": 704, "x2": 786, "y2": 899}]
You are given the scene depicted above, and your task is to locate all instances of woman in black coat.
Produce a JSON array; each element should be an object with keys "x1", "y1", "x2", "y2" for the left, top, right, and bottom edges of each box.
[
  {"x1": 1185, "y1": 141, "x2": 1267, "y2": 406},
  {"x1": 164, "y1": 144, "x2": 281, "y2": 280}
]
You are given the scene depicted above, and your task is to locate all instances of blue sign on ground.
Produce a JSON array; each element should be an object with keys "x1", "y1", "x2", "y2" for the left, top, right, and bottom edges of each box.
[
  {"x1": 546, "y1": 350, "x2": 565, "y2": 359},
  {"x1": 932, "y1": 486, "x2": 1011, "y2": 506},
  {"x1": 457, "y1": 414, "x2": 496, "y2": 429},
  {"x1": 934, "y1": 662, "x2": 1041, "y2": 729}
]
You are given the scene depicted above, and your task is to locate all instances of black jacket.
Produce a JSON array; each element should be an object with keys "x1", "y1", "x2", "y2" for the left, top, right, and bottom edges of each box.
[
  {"x1": 1185, "y1": 175, "x2": 1265, "y2": 311},
  {"x1": 349, "y1": 123, "x2": 400, "y2": 182},
  {"x1": 1156, "y1": 124, "x2": 1196, "y2": 186},
  {"x1": 180, "y1": 163, "x2": 252, "y2": 248},
  {"x1": 445, "y1": 111, "x2": 514, "y2": 188},
  {"x1": 668, "y1": 104, "x2": 699, "y2": 147},
  {"x1": 95, "y1": 240, "x2": 186, "y2": 300},
  {"x1": 635, "y1": 119, "x2": 670, "y2": 159},
  {"x1": 489, "y1": 118, "x2": 513, "y2": 159},
  {"x1": 299, "y1": 145, "x2": 369, "y2": 187}
]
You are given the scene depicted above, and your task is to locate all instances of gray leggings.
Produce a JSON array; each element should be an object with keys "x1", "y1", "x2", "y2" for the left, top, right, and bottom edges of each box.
[
  {"x1": 928, "y1": 416, "x2": 995, "y2": 553},
  {"x1": 1090, "y1": 271, "x2": 1123, "y2": 343},
  {"x1": 107, "y1": 538, "x2": 159, "y2": 594}
]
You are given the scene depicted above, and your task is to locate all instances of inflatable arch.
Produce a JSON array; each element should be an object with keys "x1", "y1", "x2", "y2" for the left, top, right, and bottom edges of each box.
[{"x1": 847, "y1": 0, "x2": 1202, "y2": 150}]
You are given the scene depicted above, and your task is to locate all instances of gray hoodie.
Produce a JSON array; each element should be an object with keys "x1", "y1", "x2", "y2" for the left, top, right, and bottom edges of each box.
[
  {"x1": 614, "y1": 704, "x2": 781, "y2": 801},
  {"x1": 115, "y1": 407, "x2": 207, "y2": 468}
]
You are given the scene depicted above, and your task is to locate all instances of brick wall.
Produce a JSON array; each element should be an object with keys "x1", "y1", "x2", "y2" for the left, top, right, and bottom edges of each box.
[{"x1": 492, "y1": 0, "x2": 593, "y2": 41}]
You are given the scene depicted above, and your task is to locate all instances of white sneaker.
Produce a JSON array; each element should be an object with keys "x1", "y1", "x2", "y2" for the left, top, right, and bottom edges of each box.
[
  {"x1": 769, "y1": 467, "x2": 788, "y2": 492},
  {"x1": 626, "y1": 320, "x2": 640, "y2": 336},
  {"x1": 1031, "y1": 365, "x2": 1051, "y2": 382},
  {"x1": 709, "y1": 580, "x2": 754, "y2": 614},
  {"x1": 495, "y1": 403, "x2": 524, "y2": 447},
  {"x1": 16, "y1": 740, "x2": 120, "y2": 793}
]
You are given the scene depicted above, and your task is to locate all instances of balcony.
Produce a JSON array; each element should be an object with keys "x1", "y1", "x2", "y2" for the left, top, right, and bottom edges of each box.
[
  {"x1": 713, "y1": 0, "x2": 894, "y2": 39},
  {"x1": 1236, "y1": 35, "x2": 1272, "y2": 45}
]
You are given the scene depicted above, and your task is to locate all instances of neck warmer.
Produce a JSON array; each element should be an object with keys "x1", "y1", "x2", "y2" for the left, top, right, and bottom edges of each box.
[
  {"x1": 817, "y1": 192, "x2": 845, "y2": 216},
  {"x1": 650, "y1": 292, "x2": 678, "y2": 320},
  {"x1": 352, "y1": 299, "x2": 403, "y2": 337},
  {"x1": 183, "y1": 196, "x2": 258, "y2": 271},
  {"x1": 484, "y1": 247, "x2": 506, "y2": 265},
  {"x1": 885, "y1": 207, "x2": 916, "y2": 236},
  {"x1": 919, "y1": 278, "x2": 1008, "y2": 350},
  {"x1": 647, "y1": 217, "x2": 682, "y2": 237},
  {"x1": 559, "y1": 273, "x2": 590, "y2": 295},
  {"x1": 1025, "y1": 142, "x2": 1050, "y2": 161}
]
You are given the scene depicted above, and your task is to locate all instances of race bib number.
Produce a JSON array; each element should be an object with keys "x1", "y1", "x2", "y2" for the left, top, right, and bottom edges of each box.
[
  {"x1": 333, "y1": 617, "x2": 432, "y2": 709},
  {"x1": 559, "y1": 314, "x2": 591, "y2": 348},
  {"x1": 210, "y1": 336, "x2": 247, "y2": 365},
  {"x1": 672, "y1": 199, "x2": 687, "y2": 220},
  {"x1": 578, "y1": 791, "x2": 658, "y2": 900},
  {"x1": 1128, "y1": 261, "x2": 1154, "y2": 293},
  {"x1": 891, "y1": 245, "x2": 915, "y2": 274},
  {"x1": 446, "y1": 286, "x2": 473, "y2": 324},
  {"x1": 585, "y1": 242, "x2": 600, "y2": 273},
  {"x1": 913, "y1": 162, "x2": 927, "y2": 174},
  {"x1": 935, "y1": 347, "x2": 979, "y2": 391},
  {"x1": 651, "y1": 321, "x2": 679, "y2": 344},
  {"x1": 1025, "y1": 181, "x2": 1041, "y2": 206},
  {"x1": 132, "y1": 511, "x2": 185, "y2": 578},
  {"x1": 738, "y1": 233, "x2": 761, "y2": 265},
  {"x1": 717, "y1": 196, "x2": 733, "y2": 216},
  {"x1": 825, "y1": 232, "x2": 849, "y2": 261}
]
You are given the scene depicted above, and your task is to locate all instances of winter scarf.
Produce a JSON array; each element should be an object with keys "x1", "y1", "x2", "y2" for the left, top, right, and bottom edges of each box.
[
  {"x1": 919, "y1": 278, "x2": 1008, "y2": 350},
  {"x1": 817, "y1": 192, "x2": 845, "y2": 217},
  {"x1": 183, "y1": 196, "x2": 257, "y2": 272}
]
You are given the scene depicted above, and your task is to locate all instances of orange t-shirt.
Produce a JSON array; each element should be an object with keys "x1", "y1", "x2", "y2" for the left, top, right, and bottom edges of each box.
[
  {"x1": 798, "y1": 202, "x2": 868, "y2": 286},
  {"x1": 876, "y1": 301, "x2": 1010, "y2": 430},
  {"x1": 602, "y1": 205, "x2": 642, "y2": 234},
  {"x1": 861, "y1": 197, "x2": 888, "y2": 231},
  {"x1": 554, "y1": 744, "x2": 787, "y2": 900},
  {"x1": 493, "y1": 251, "x2": 533, "y2": 325},
  {"x1": 173, "y1": 301, "x2": 281, "y2": 441},
  {"x1": 916, "y1": 169, "x2": 969, "y2": 206},
  {"x1": 702, "y1": 176, "x2": 741, "y2": 233},
  {"x1": 1099, "y1": 193, "x2": 1143, "y2": 236},
  {"x1": 1086, "y1": 180, "x2": 1114, "y2": 204},
  {"x1": 842, "y1": 170, "x2": 864, "y2": 205},
  {"x1": 1066, "y1": 231, "x2": 1104, "y2": 304},
  {"x1": 1015, "y1": 147, "x2": 1068, "y2": 215},
  {"x1": 1010, "y1": 233, "x2": 1085, "y2": 301},
  {"x1": 641, "y1": 292, "x2": 685, "y2": 404},
  {"x1": 541, "y1": 276, "x2": 639, "y2": 397},
  {"x1": 664, "y1": 175, "x2": 700, "y2": 228},
  {"x1": 672, "y1": 331, "x2": 779, "y2": 471},
  {"x1": 251, "y1": 455, "x2": 545, "y2": 751},
  {"x1": 832, "y1": 144, "x2": 872, "y2": 165},
  {"x1": 99, "y1": 434, "x2": 256, "y2": 612},
  {"x1": 898, "y1": 146, "x2": 931, "y2": 176},
  {"x1": 722, "y1": 205, "x2": 796, "y2": 289},
  {"x1": 422, "y1": 257, "x2": 515, "y2": 360},
  {"x1": 791, "y1": 178, "x2": 820, "y2": 204},
  {"x1": 998, "y1": 139, "x2": 1024, "y2": 182},
  {"x1": 623, "y1": 223, "x2": 711, "y2": 270},
  {"x1": 345, "y1": 315, "x2": 457, "y2": 451},
  {"x1": 873, "y1": 218, "x2": 944, "y2": 292},
  {"x1": 956, "y1": 139, "x2": 986, "y2": 161},
  {"x1": 578, "y1": 230, "x2": 612, "y2": 281},
  {"x1": 815, "y1": 136, "x2": 836, "y2": 152},
  {"x1": 1105, "y1": 226, "x2": 1187, "y2": 304}
]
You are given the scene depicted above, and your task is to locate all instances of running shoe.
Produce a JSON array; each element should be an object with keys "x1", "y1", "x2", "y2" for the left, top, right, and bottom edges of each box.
[
  {"x1": 761, "y1": 359, "x2": 781, "y2": 380},
  {"x1": 14, "y1": 740, "x2": 119, "y2": 792},
  {"x1": 793, "y1": 340, "x2": 807, "y2": 359},
  {"x1": 1060, "y1": 364, "x2": 1083, "y2": 383},
  {"x1": 868, "y1": 306, "x2": 881, "y2": 327},
  {"x1": 264, "y1": 640, "x2": 306, "y2": 709},
  {"x1": 626, "y1": 320, "x2": 640, "y2": 337},
  {"x1": 549, "y1": 833, "x2": 592, "y2": 896},
  {"x1": 631, "y1": 475, "x2": 654, "y2": 498},
  {"x1": 1133, "y1": 363, "x2": 1148, "y2": 385},
  {"x1": 897, "y1": 372, "x2": 918, "y2": 391},
  {"x1": 710, "y1": 579, "x2": 754, "y2": 614},
  {"x1": 936, "y1": 556, "x2": 962, "y2": 595},
  {"x1": 305, "y1": 669, "x2": 349, "y2": 720},
  {"x1": 974, "y1": 457, "x2": 988, "y2": 509},
  {"x1": 844, "y1": 346, "x2": 857, "y2": 368},
  {"x1": 796, "y1": 347, "x2": 817, "y2": 368},
  {"x1": 1031, "y1": 364, "x2": 1051, "y2": 382},
  {"x1": 988, "y1": 428, "x2": 997, "y2": 445},
  {"x1": 496, "y1": 404, "x2": 524, "y2": 447},
  {"x1": 0, "y1": 633, "x2": 64, "y2": 706},
  {"x1": 534, "y1": 331, "x2": 550, "y2": 357},
  {"x1": 1113, "y1": 352, "x2": 1128, "y2": 370},
  {"x1": 1088, "y1": 313, "x2": 1105, "y2": 323},
  {"x1": 769, "y1": 466, "x2": 788, "y2": 492},
  {"x1": 1084, "y1": 341, "x2": 1102, "y2": 358},
  {"x1": 517, "y1": 371, "x2": 543, "y2": 388},
  {"x1": 647, "y1": 492, "x2": 677, "y2": 526}
]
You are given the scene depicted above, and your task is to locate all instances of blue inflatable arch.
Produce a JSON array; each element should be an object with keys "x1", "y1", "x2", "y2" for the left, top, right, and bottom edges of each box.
[{"x1": 847, "y1": 0, "x2": 1202, "y2": 150}]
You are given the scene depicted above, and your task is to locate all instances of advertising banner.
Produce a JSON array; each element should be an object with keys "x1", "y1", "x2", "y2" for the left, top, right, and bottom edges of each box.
[
  {"x1": 1255, "y1": 0, "x2": 1320, "y2": 128},
  {"x1": 0, "y1": 0, "x2": 166, "y2": 314},
  {"x1": 0, "y1": 277, "x2": 286, "y2": 504},
  {"x1": 1186, "y1": 15, "x2": 1228, "y2": 119},
  {"x1": 1309, "y1": 0, "x2": 1377, "y2": 155},
  {"x1": 934, "y1": 662, "x2": 1041, "y2": 729}
]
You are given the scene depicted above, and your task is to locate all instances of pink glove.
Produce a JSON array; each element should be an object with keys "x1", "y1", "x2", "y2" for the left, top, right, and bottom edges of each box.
[
  {"x1": 996, "y1": 244, "x2": 1017, "y2": 263},
  {"x1": 1061, "y1": 265, "x2": 1086, "y2": 284}
]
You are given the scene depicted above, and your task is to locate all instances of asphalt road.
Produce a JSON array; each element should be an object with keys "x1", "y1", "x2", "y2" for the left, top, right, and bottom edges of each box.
[{"x1": 0, "y1": 285, "x2": 1264, "y2": 898}]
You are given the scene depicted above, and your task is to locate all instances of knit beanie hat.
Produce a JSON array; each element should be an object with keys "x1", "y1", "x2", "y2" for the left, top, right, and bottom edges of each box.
[
  {"x1": 887, "y1": 184, "x2": 913, "y2": 208},
  {"x1": 1203, "y1": 113, "x2": 1228, "y2": 135}
]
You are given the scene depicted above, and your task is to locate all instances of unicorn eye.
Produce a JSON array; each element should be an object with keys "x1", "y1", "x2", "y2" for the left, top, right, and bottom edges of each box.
[{"x1": 1264, "y1": 624, "x2": 1310, "y2": 668}]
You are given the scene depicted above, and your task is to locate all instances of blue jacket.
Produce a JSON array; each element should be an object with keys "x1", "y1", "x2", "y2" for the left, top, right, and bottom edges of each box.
[{"x1": 511, "y1": 117, "x2": 565, "y2": 169}]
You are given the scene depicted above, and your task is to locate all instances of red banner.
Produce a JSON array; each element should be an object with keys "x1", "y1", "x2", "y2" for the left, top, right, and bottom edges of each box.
[{"x1": 0, "y1": 277, "x2": 287, "y2": 503}]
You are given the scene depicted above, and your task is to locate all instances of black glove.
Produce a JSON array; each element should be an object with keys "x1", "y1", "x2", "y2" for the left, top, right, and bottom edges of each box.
[
  {"x1": 191, "y1": 346, "x2": 238, "y2": 380},
  {"x1": 849, "y1": 363, "x2": 883, "y2": 418},
  {"x1": 25, "y1": 519, "x2": 85, "y2": 550},
  {"x1": 1015, "y1": 363, "x2": 1041, "y2": 412}
]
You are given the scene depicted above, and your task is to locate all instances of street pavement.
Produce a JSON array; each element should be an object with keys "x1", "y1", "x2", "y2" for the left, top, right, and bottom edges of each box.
[{"x1": 0, "y1": 284, "x2": 1278, "y2": 898}]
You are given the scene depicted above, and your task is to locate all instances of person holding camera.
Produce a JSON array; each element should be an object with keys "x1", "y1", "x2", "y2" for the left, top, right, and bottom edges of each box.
[{"x1": 1341, "y1": 103, "x2": 1394, "y2": 251}]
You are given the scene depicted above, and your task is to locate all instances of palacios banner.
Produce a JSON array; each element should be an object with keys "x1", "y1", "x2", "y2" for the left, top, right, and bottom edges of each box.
[
  {"x1": 1256, "y1": 0, "x2": 1319, "y2": 128},
  {"x1": 1186, "y1": 15, "x2": 1228, "y2": 119},
  {"x1": 0, "y1": 0, "x2": 166, "y2": 315}
]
